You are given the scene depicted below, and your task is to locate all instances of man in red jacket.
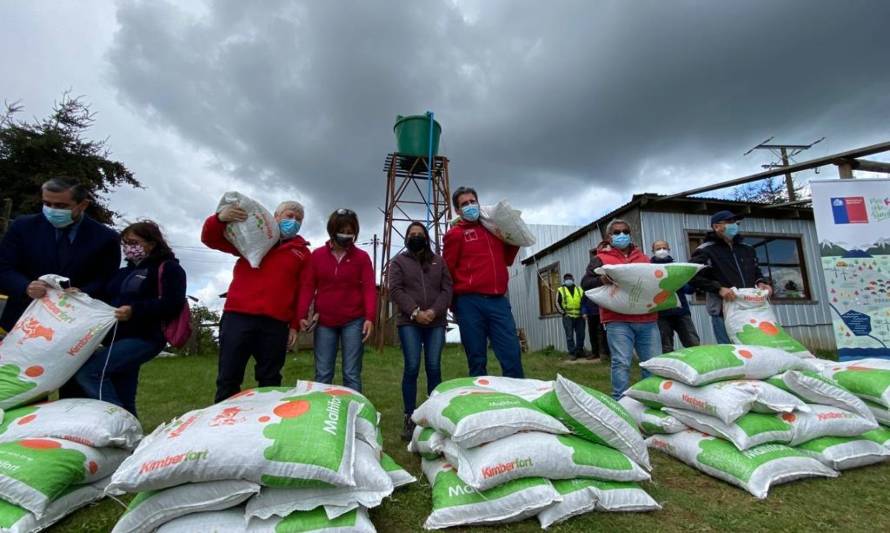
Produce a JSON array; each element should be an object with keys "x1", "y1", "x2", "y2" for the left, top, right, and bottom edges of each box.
[
  {"x1": 443, "y1": 186, "x2": 523, "y2": 378},
  {"x1": 580, "y1": 218, "x2": 661, "y2": 399},
  {"x1": 202, "y1": 200, "x2": 311, "y2": 403}
]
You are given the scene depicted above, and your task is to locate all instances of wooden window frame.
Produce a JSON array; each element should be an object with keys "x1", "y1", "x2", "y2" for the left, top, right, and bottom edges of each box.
[{"x1": 537, "y1": 261, "x2": 561, "y2": 318}]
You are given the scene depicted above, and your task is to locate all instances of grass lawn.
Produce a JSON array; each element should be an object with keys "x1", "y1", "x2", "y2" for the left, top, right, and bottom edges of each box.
[{"x1": 52, "y1": 345, "x2": 890, "y2": 532}]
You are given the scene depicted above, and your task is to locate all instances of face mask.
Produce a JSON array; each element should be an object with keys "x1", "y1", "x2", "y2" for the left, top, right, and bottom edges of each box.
[
  {"x1": 654, "y1": 249, "x2": 670, "y2": 259},
  {"x1": 612, "y1": 233, "x2": 631, "y2": 249},
  {"x1": 43, "y1": 205, "x2": 74, "y2": 228},
  {"x1": 461, "y1": 203, "x2": 480, "y2": 222},
  {"x1": 564, "y1": 279, "x2": 574, "y2": 287},
  {"x1": 278, "y1": 219, "x2": 301, "y2": 239},
  {"x1": 334, "y1": 233, "x2": 354, "y2": 247},
  {"x1": 407, "y1": 235, "x2": 427, "y2": 253},
  {"x1": 723, "y1": 223, "x2": 739, "y2": 239},
  {"x1": 122, "y1": 243, "x2": 148, "y2": 263}
]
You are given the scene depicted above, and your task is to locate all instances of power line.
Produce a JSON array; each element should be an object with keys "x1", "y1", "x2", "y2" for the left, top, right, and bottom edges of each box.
[{"x1": 743, "y1": 137, "x2": 825, "y2": 201}]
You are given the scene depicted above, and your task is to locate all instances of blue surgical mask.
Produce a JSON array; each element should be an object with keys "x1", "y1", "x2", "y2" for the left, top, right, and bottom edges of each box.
[
  {"x1": 43, "y1": 205, "x2": 74, "y2": 228},
  {"x1": 564, "y1": 279, "x2": 574, "y2": 287},
  {"x1": 724, "y1": 223, "x2": 739, "y2": 239},
  {"x1": 461, "y1": 203, "x2": 480, "y2": 222},
  {"x1": 612, "y1": 233, "x2": 632, "y2": 249},
  {"x1": 279, "y1": 218, "x2": 301, "y2": 239}
]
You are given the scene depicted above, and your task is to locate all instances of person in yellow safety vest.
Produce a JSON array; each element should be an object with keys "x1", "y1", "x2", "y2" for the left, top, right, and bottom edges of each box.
[{"x1": 556, "y1": 273, "x2": 593, "y2": 361}]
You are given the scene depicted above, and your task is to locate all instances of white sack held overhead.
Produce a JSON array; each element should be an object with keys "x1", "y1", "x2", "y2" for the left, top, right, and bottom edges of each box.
[
  {"x1": 0, "y1": 398, "x2": 142, "y2": 450},
  {"x1": 646, "y1": 430, "x2": 838, "y2": 499},
  {"x1": 479, "y1": 200, "x2": 536, "y2": 247},
  {"x1": 584, "y1": 263, "x2": 705, "y2": 315},
  {"x1": 0, "y1": 275, "x2": 116, "y2": 410},
  {"x1": 723, "y1": 288, "x2": 813, "y2": 357},
  {"x1": 216, "y1": 192, "x2": 280, "y2": 268}
]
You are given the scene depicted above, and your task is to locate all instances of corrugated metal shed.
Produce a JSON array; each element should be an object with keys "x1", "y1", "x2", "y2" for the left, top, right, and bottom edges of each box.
[{"x1": 509, "y1": 195, "x2": 835, "y2": 354}]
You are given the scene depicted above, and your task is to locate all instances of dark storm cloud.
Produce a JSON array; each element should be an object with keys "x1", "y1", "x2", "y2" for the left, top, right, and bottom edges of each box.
[{"x1": 107, "y1": 0, "x2": 890, "y2": 226}]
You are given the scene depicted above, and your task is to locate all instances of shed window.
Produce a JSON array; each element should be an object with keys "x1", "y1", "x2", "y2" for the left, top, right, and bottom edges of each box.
[
  {"x1": 687, "y1": 233, "x2": 811, "y2": 302},
  {"x1": 538, "y1": 263, "x2": 561, "y2": 317}
]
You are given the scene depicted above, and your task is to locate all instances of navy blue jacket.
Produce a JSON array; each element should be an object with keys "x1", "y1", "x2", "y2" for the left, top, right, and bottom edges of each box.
[
  {"x1": 581, "y1": 295, "x2": 599, "y2": 316},
  {"x1": 0, "y1": 213, "x2": 120, "y2": 330},
  {"x1": 105, "y1": 255, "x2": 187, "y2": 342},
  {"x1": 651, "y1": 255, "x2": 693, "y2": 317}
]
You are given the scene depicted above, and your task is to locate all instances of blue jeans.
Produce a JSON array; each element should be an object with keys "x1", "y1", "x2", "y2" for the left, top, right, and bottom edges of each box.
[
  {"x1": 712, "y1": 314, "x2": 732, "y2": 344},
  {"x1": 315, "y1": 318, "x2": 365, "y2": 393},
  {"x1": 398, "y1": 325, "x2": 445, "y2": 415},
  {"x1": 604, "y1": 321, "x2": 662, "y2": 399},
  {"x1": 75, "y1": 336, "x2": 165, "y2": 417},
  {"x1": 454, "y1": 294, "x2": 524, "y2": 378}
]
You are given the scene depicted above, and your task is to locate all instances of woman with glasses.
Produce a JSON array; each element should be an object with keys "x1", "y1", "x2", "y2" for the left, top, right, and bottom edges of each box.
[
  {"x1": 298, "y1": 208, "x2": 376, "y2": 393},
  {"x1": 580, "y1": 218, "x2": 661, "y2": 400},
  {"x1": 388, "y1": 221, "x2": 452, "y2": 440},
  {"x1": 75, "y1": 221, "x2": 186, "y2": 416}
]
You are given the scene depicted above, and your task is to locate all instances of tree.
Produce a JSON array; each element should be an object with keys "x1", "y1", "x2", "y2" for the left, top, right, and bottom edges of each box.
[
  {"x1": 0, "y1": 94, "x2": 141, "y2": 224},
  {"x1": 183, "y1": 304, "x2": 222, "y2": 356},
  {"x1": 731, "y1": 176, "x2": 807, "y2": 204}
]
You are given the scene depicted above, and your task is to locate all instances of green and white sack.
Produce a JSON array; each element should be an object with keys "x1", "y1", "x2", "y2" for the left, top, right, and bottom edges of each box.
[
  {"x1": 867, "y1": 402, "x2": 890, "y2": 425},
  {"x1": 646, "y1": 430, "x2": 838, "y2": 499},
  {"x1": 625, "y1": 376, "x2": 760, "y2": 424},
  {"x1": 785, "y1": 404, "x2": 878, "y2": 446},
  {"x1": 863, "y1": 427, "x2": 890, "y2": 448},
  {"x1": 216, "y1": 191, "x2": 280, "y2": 268},
  {"x1": 422, "y1": 458, "x2": 560, "y2": 530},
  {"x1": 0, "y1": 478, "x2": 106, "y2": 533},
  {"x1": 432, "y1": 376, "x2": 553, "y2": 401},
  {"x1": 796, "y1": 436, "x2": 890, "y2": 470},
  {"x1": 0, "y1": 438, "x2": 126, "y2": 517},
  {"x1": 244, "y1": 440, "x2": 392, "y2": 521},
  {"x1": 743, "y1": 380, "x2": 811, "y2": 415},
  {"x1": 536, "y1": 478, "x2": 660, "y2": 529},
  {"x1": 0, "y1": 398, "x2": 143, "y2": 449},
  {"x1": 442, "y1": 432, "x2": 649, "y2": 491},
  {"x1": 0, "y1": 275, "x2": 116, "y2": 410},
  {"x1": 380, "y1": 453, "x2": 415, "y2": 489},
  {"x1": 585, "y1": 263, "x2": 705, "y2": 315},
  {"x1": 111, "y1": 480, "x2": 260, "y2": 533},
  {"x1": 663, "y1": 409, "x2": 793, "y2": 450},
  {"x1": 640, "y1": 345, "x2": 815, "y2": 386},
  {"x1": 618, "y1": 397, "x2": 686, "y2": 434},
  {"x1": 766, "y1": 370, "x2": 875, "y2": 423},
  {"x1": 723, "y1": 288, "x2": 813, "y2": 357},
  {"x1": 109, "y1": 388, "x2": 360, "y2": 493},
  {"x1": 411, "y1": 387, "x2": 567, "y2": 448},
  {"x1": 534, "y1": 375, "x2": 650, "y2": 470},
  {"x1": 293, "y1": 381, "x2": 381, "y2": 451},
  {"x1": 156, "y1": 506, "x2": 377, "y2": 533},
  {"x1": 407, "y1": 426, "x2": 445, "y2": 459},
  {"x1": 821, "y1": 359, "x2": 890, "y2": 408}
]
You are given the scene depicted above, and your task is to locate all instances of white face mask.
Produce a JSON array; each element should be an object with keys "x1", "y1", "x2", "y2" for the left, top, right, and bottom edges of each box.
[{"x1": 654, "y1": 249, "x2": 670, "y2": 259}]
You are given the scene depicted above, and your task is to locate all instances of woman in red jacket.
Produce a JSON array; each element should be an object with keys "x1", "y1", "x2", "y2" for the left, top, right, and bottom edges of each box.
[
  {"x1": 201, "y1": 200, "x2": 311, "y2": 403},
  {"x1": 298, "y1": 209, "x2": 376, "y2": 393}
]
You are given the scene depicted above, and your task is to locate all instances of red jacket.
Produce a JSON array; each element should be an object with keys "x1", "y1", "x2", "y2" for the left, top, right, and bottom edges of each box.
[
  {"x1": 443, "y1": 221, "x2": 520, "y2": 297},
  {"x1": 297, "y1": 242, "x2": 377, "y2": 328},
  {"x1": 201, "y1": 214, "x2": 310, "y2": 328},
  {"x1": 582, "y1": 242, "x2": 657, "y2": 324}
]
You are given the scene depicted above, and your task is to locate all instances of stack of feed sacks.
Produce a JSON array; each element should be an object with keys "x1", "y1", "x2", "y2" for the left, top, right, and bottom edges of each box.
[
  {"x1": 639, "y1": 345, "x2": 886, "y2": 498},
  {"x1": 0, "y1": 399, "x2": 141, "y2": 532},
  {"x1": 408, "y1": 375, "x2": 660, "y2": 529},
  {"x1": 108, "y1": 383, "x2": 413, "y2": 533}
]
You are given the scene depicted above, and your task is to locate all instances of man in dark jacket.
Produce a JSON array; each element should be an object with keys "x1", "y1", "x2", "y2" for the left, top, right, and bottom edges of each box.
[
  {"x1": 651, "y1": 240, "x2": 700, "y2": 354},
  {"x1": 689, "y1": 210, "x2": 772, "y2": 344},
  {"x1": 0, "y1": 177, "x2": 120, "y2": 397}
]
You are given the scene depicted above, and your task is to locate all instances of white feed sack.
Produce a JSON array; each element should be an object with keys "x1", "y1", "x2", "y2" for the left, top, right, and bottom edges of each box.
[
  {"x1": 723, "y1": 288, "x2": 813, "y2": 357},
  {"x1": 216, "y1": 191, "x2": 280, "y2": 268},
  {"x1": 479, "y1": 200, "x2": 536, "y2": 247},
  {"x1": 584, "y1": 263, "x2": 704, "y2": 315}
]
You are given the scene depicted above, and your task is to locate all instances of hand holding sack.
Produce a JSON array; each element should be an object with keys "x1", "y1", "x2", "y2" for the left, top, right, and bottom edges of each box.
[
  {"x1": 584, "y1": 263, "x2": 704, "y2": 315},
  {"x1": 216, "y1": 192, "x2": 280, "y2": 268}
]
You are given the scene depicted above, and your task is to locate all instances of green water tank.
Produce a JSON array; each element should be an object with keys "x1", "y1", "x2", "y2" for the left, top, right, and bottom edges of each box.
[{"x1": 394, "y1": 114, "x2": 442, "y2": 157}]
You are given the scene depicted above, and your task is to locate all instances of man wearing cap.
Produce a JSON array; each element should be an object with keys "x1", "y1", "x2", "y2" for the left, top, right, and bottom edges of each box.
[
  {"x1": 689, "y1": 210, "x2": 772, "y2": 344},
  {"x1": 556, "y1": 273, "x2": 588, "y2": 361}
]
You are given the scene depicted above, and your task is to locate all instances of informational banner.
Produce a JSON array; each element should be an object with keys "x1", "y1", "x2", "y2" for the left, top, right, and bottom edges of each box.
[{"x1": 811, "y1": 178, "x2": 890, "y2": 360}]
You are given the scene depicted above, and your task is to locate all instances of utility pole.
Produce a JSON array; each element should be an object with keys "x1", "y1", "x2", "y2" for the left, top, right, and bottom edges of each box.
[
  {"x1": 372, "y1": 233, "x2": 379, "y2": 274},
  {"x1": 744, "y1": 137, "x2": 825, "y2": 201}
]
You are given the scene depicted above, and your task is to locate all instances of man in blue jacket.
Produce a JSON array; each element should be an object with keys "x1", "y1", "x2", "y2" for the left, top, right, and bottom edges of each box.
[
  {"x1": 651, "y1": 240, "x2": 700, "y2": 354},
  {"x1": 0, "y1": 178, "x2": 120, "y2": 395}
]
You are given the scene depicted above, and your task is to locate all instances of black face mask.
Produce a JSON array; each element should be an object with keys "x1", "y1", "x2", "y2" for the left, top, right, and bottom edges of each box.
[
  {"x1": 334, "y1": 233, "x2": 354, "y2": 248},
  {"x1": 407, "y1": 235, "x2": 427, "y2": 253}
]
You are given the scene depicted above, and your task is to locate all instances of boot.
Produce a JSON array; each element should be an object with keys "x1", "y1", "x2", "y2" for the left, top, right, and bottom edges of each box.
[{"x1": 401, "y1": 414, "x2": 416, "y2": 443}]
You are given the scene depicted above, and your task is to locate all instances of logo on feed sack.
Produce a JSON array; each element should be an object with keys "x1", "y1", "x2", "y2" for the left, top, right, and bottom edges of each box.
[
  {"x1": 481, "y1": 457, "x2": 533, "y2": 479},
  {"x1": 13, "y1": 318, "x2": 55, "y2": 344}
]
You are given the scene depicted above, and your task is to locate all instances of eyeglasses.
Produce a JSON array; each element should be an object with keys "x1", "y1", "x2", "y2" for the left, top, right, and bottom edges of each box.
[
  {"x1": 336, "y1": 208, "x2": 355, "y2": 216},
  {"x1": 459, "y1": 200, "x2": 477, "y2": 208},
  {"x1": 611, "y1": 229, "x2": 630, "y2": 236}
]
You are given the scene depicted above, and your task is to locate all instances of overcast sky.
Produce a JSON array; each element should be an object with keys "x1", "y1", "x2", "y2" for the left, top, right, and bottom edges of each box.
[{"x1": 3, "y1": 0, "x2": 889, "y2": 308}]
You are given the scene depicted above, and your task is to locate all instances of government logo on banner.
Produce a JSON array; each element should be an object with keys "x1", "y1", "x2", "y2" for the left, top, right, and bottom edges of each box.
[{"x1": 830, "y1": 197, "x2": 868, "y2": 224}]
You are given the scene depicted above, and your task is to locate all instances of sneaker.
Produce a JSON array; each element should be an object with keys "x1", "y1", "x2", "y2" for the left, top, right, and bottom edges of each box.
[{"x1": 401, "y1": 414, "x2": 415, "y2": 443}]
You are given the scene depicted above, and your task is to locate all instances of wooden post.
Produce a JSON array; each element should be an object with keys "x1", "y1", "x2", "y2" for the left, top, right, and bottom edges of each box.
[
  {"x1": 780, "y1": 147, "x2": 796, "y2": 201},
  {"x1": 837, "y1": 162, "x2": 854, "y2": 179}
]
